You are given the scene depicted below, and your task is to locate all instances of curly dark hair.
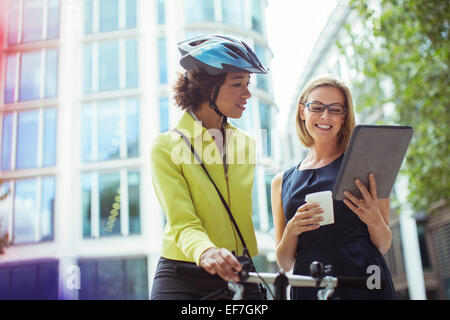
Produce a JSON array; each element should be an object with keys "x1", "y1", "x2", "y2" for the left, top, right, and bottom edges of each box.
[{"x1": 173, "y1": 68, "x2": 227, "y2": 111}]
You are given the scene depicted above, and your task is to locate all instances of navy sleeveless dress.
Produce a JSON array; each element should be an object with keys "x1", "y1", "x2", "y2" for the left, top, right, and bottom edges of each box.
[{"x1": 282, "y1": 154, "x2": 396, "y2": 300}]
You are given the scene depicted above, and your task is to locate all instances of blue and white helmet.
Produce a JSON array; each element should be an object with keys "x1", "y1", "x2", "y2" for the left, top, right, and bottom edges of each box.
[{"x1": 178, "y1": 34, "x2": 268, "y2": 75}]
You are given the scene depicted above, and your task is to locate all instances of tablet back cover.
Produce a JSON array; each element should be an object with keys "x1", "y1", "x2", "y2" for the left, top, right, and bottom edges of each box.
[{"x1": 333, "y1": 125, "x2": 413, "y2": 200}]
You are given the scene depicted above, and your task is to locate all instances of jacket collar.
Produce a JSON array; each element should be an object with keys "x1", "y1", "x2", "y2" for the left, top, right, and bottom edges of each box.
[{"x1": 175, "y1": 111, "x2": 237, "y2": 140}]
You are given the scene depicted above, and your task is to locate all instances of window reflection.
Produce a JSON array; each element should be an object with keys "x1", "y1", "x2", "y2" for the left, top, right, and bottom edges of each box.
[
  {"x1": 12, "y1": 177, "x2": 55, "y2": 244},
  {"x1": 82, "y1": 171, "x2": 141, "y2": 238},
  {"x1": 254, "y1": 45, "x2": 268, "y2": 91},
  {"x1": 8, "y1": 0, "x2": 20, "y2": 45},
  {"x1": 158, "y1": 37, "x2": 167, "y2": 84},
  {"x1": 0, "y1": 181, "x2": 11, "y2": 237},
  {"x1": 126, "y1": 98, "x2": 139, "y2": 157},
  {"x1": 16, "y1": 110, "x2": 39, "y2": 169},
  {"x1": 157, "y1": 0, "x2": 165, "y2": 25},
  {"x1": 82, "y1": 174, "x2": 92, "y2": 237},
  {"x1": 126, "y1": 39, "x2": 138, "y2": 89},
  {"x1": 1, "y1": 114, "x2": 14, "y2": 171},
  {"x1": 83, "y1": 39, "x2": 138, "y2": 93},
  {"x1": 259, "y1": 102, "x2": 272, "y2": 157},
  {"x1": 8, "y1": 0, "x2": 60, "y2": 44},
  {"x1": 43, "y1": 109, "x2": 57, "y2": 167},
  {"x1": 40, "y1": 177, "x2": 55, "y2": 241},
  {"x1": 83, "y1": 44, "x2": 93, "y2": 94},
  {"x1": 1, "y1": 109, "x2": 57, "y2": 171},
  {"x1": 23, "y1": 0, "x2": 44, "y2": 43},
  {"x1": 185, "y1": 0, "x2": 215, "y2": 22},
  {"x1": 252, "y1": 173, "x2": 260, "y2": 230},
  {"x1": 251, "y1": 0, "x2": 263, "y2": 33},
  {"x1": 85, "y1": 0, "x2": 137, "y2": 34},
  {"x1": 99, "y1": 41, "x2": 120, "y2": 91},
  {"x1": 222, "y1": 0, "x2": 244, "y2": 27},
  {"x1": 20, "y1": 51, "x2": 41, "y2": 101},
  {"x1": 4, "y1": 54, "x2": 17, "y2": 103},
  {"x1": 99, "y1": 172, "x2": 121, "y2": 237},
  {"x1": 4, "y1": 50, "x2": 59, "y2": 103},
  {"x1": 126, "y1": 0, "x2": 137, "y2": 29},
  {"x1": 47, "y1": 0, "x2": 60, "y2": 39},
  {"x1": 45, "y1": 50, "x2": 59, "y2": 99},
  {"x1": 82, "y1": 98, "x2": 139, "y2": 162},
  {"x1": 14, "y1": 179, "x2": 37, "y2": 244},
  {"x1": 128, "y1": 172, "x2": 140, "y2": 234},
  {"x1": 99, "y1": 0, "x2": 119, "y2": 32},
  {"x1": 78, "y1": 257, "x2": 148, "y2": 299},
  {"x1": 98, "y1": 100, "x2": 121, "y2": 161},
  {"x1": 159, "y1": 97, "x2": 169, "y2": 133}
]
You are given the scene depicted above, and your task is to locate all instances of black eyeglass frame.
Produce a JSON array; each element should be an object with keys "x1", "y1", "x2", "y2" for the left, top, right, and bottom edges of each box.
[{"x1": 303, "y1": 102, "x2": 348, "y2": 114}]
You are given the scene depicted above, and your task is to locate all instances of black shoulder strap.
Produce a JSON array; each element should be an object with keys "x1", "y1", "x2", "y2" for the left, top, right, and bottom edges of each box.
[{"x1": 171, "y1": 129, "x2": 250, "y2": 256}]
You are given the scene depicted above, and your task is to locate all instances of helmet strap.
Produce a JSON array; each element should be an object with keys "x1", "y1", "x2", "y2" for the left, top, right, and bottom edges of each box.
[{"x1": 209, "y1": 83, "x2": 228, "y2": 125}]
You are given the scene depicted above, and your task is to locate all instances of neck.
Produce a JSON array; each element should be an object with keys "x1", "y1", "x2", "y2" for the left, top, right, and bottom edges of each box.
[
  {"x1": 192, "y1": 101, "x2": 224, "y2": 130},
  {"x1": 305, "y1": 142, "x2": 343, "y2": 164}
]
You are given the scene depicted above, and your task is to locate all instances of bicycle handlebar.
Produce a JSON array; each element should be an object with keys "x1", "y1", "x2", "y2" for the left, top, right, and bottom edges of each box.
[{"x1": 174, "y1": 263, "x2": 372, "y2": 289}]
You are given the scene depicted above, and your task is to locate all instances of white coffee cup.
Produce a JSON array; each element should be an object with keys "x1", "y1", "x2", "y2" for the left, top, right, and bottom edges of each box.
[{"x1": 305, "y1": 191, "x2": 334, "y2": 226}]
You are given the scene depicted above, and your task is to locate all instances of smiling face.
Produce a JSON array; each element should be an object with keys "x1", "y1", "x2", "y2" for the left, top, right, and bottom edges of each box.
[
  {"x1": 299, "y1": 86, "x2": 347, "y2": 146},
  {"x1": 215, "y1": 72, "x2": 251, "y2": 119}
]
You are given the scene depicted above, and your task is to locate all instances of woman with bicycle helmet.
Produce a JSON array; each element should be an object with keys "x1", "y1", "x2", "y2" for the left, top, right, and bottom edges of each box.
[{"x1": 150, "y1": 34, "x2": 268, "y2": 300}]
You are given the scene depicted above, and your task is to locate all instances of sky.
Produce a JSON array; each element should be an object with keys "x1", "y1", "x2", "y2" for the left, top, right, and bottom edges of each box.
[{"x1": 265, "y1": 0, "x2": 339, "y2": 119}]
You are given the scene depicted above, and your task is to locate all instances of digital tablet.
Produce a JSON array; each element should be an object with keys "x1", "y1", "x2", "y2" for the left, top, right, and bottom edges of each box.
[{"x1": 333, "y1": 125, "x2": 413, "y2": 200}]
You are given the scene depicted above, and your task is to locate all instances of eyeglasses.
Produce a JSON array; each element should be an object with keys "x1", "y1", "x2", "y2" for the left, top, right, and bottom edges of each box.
[{"x1": 303, "y1": 102, "x2": 347, "y2": 114}]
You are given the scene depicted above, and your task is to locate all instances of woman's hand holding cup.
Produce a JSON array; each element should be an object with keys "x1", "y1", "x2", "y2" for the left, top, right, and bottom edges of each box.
[{"x1": 287, "y1": 202, "x2": 324, "y2": 236}]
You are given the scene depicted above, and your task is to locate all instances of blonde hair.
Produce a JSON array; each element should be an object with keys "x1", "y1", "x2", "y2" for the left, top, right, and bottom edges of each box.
[{"x1": 295, "y1": 75, "x2": 356, "y2": 150}]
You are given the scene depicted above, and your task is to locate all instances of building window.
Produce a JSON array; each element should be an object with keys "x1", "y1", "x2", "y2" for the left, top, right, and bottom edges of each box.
[
  {"x1": 0, "y1": 177, "x2": 55, "y2": 245},
  {"x1": 84, "y1": 0, "x2": 137, "y2": 34},
  {"x1": 159, "y1": 97, "x2": 169, "y2": 133},
  {"x1": 0, "y1": 259, "x2": 59, "y2": 299},
  {"x1": 8, "y1": 0, "x2": 60, "y2": 45},
  {"x1": 4, "y1": 49, "x2": 59, "y2": 103},
  {"x1": 259, "y1": 102, "x2": 272, "y2": 157},
  {"x1": 82, "y1": 170, "x2": 141, "y2": 238},
  {"x1": 222, "y1": 0, "x2": 244, "y2": 27},
  {"x1": 252, "y1": 172, "x2": 260, "y2": 230},
  {"x1": 1, "y1": 108, "x2": 57, "y2": 171},
  {"x1": 251, "y1": 0, "x2": 263, "y2": 33},
  {"x1": 82, "y1": 98, "x2": 139, "y2": 162},
  {"x1": 157, "y1": 0, "x2": 165, "y2": 25},
  {"x1": 158, "y1": 37, "x2": 167, "y2": 84},
  {"x1": 265, "y1": 173, "x2": 274, "y2": 230},
  {"x1": 83, "y1": 39, "x2": 138, "y2": 94},
  {"x1": 78, "y1": 256, "x2": 148, "y2": 299},
  {"x1": 254, "y1": 45, "x2": 268, "y2": 92},
  {"x1": 185, "y1": 0, "x2": 215, "y2": 22}
]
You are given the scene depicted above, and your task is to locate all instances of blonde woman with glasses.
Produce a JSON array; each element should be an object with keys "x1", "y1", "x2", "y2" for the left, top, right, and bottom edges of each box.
[{"x1": 271, "y1": 75, "x2": 396, "y2": 300}]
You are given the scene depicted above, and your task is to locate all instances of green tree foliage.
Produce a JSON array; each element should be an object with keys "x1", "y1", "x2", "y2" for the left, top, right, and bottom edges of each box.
[{"x1": 341, "y1": 0, "x2": 449, "y2": 213}]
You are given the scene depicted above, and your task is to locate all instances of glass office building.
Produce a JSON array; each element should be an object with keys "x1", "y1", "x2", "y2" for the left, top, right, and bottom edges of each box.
[{"x1": 0, "y1": 0, "x2": 278, "y2": 299}]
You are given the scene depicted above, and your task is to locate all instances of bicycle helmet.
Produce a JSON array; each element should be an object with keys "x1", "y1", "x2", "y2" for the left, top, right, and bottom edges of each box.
[
  {"x1": 178, "y1": 34, "x2": 268, "y2": 75},
  {"x1": 178, "y1": 34, "x2": 268, "y2": 122}
]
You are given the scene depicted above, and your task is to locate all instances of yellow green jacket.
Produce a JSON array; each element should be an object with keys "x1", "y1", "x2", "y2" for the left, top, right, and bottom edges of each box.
[{"x1": 150, "y1": 112, "x2": 258, "y2": 265}]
